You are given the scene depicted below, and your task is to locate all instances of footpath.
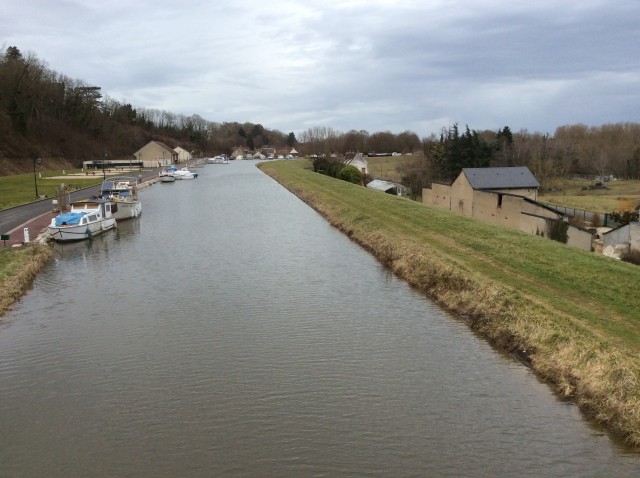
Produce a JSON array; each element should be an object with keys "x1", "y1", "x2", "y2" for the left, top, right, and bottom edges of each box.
[{"x1": 1, "y1": 210, "x2": 57, "y2": 248}]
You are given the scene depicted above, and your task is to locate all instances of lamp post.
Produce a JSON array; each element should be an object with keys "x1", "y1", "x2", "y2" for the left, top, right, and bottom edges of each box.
[{"x1": 32, "y1": 155, "x2": 41, "y2": 199}]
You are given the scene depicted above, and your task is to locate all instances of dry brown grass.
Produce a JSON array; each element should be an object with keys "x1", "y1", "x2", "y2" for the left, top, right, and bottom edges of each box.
[
  {"x1": 540, "y1": 178, "x2": 640, "y2": 214},
  {"x1": 0, "y1": 244, "x2": 54, "y2": 319}
]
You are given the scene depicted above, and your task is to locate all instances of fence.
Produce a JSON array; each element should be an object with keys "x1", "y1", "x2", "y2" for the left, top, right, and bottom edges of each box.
[{"x1": 541, "y1": 204, "x2": 621, "y2": 228}]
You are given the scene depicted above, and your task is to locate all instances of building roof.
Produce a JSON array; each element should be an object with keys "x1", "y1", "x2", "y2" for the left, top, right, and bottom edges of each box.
[
  {"x1": 344, "y1": 152, "x2": 368, "y2": 165},
  {"x1": 366, "y1": 179, "x2": 410, "y2": 195},
  {"x1": 134, "y1": 140, "x2": 176, "y2": 156},
  {"x1": 462, "y1": 167, "x2": 540, "y2": 190},
  {"x1": 602, "y1": 221, "x2": 638, "y2": 235},
  {"x1": 366, "y1": 179, "x2": 397, "y2": 192}
]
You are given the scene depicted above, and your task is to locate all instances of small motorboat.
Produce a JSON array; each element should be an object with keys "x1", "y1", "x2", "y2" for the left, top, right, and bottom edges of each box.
[
  {"x1": 159, "y1": 167, "x2": 176, "y2": 182},
  {"x1": 173, "y1": 167, "x2": 198, "y2": 179},
  {"x1": 48, "y1": 199, "x2": 117, "y2": 242},
  {"x1": 206, "y1": 156, "x2": 229, "y2": 164},
  {"x1": 99, "y1": 176, "x2": 142, "y2": 220}
]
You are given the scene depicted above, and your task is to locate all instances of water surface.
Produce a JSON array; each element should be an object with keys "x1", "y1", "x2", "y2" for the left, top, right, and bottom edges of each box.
[{"x1": 1, "y1": 161, "x2": 638, "y2": 477}]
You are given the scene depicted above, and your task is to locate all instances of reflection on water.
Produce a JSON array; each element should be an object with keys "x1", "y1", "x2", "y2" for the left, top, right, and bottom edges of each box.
[{"x1": 1, "y1": 161, "x2": 639, "y2": 477}]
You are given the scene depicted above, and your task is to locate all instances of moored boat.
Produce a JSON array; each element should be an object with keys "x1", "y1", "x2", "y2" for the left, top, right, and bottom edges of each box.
[
  {"x1": 159, "y1": 167, "x2": 176, "y2": 182},
  {"x1": 173, "y1": 167, "x2": 198, "y2": 179},
  {"x1": 206, "y1": 155, "x2": 229, "y2": 164},
  {"x1": 48, "y1": 199, "x2": 117, "y2": 242},
  {"x1": 99, "y1": 176, "x2": 142, "y2": 220}
]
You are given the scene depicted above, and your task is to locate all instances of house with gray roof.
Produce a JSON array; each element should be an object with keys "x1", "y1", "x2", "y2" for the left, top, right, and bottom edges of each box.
[
  {"x1": 422, "y1": 166, "x2": 593, "y2": 251},
  {"x1": 424, "y1": 167, "x2": 540, "y2": 216},
  {"x1": 461, "y1": 167, "x2": 540, "y2": 194},
  {"x1": 450, "y1": 166, "x2": 540, "y2": 215}
]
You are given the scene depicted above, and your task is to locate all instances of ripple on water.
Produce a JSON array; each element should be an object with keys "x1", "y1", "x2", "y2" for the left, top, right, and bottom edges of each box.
[{"x1": 1, "y1": 161, "x2": 638, "y2": 477}]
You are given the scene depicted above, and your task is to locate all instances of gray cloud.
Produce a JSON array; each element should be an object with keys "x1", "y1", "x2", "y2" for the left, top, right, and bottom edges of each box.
[{"x1": 2, "y1": 0, "x2": 639, "y2": 137}]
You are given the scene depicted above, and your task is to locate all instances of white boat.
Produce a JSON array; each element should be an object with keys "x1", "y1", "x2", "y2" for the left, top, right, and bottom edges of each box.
[
  {"x1": 159, "y1": 167, "x2": 176, "y2": 182},
  {"x1": 206, "y1": 156, "x2": 229, "y2": 164},
  {"x1": 173, "y1": 167, "x2": 198, "y2": 179},
  {"x1": 99, "y1": 176, "x2": 143, "y2": 220},
  {"x1": 48, "y1": 199, "x2": 117, "y2": 242}
]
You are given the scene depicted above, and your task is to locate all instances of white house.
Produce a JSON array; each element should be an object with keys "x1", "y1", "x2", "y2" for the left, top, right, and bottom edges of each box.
[{"x1": 344, "y1": 152, "x2": 368, "y2": 175}]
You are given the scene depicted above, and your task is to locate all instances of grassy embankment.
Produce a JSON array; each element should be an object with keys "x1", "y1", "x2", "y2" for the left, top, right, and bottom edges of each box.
[
  {"x1": 258, "y1": 159, "x2": 640, "y2": 448},
  {"x1": 0, "y1": 169, "x2": 107, "y2": 210},
  {"x1": 0, "y1": 245, "x2": 53, "y2": 319}
]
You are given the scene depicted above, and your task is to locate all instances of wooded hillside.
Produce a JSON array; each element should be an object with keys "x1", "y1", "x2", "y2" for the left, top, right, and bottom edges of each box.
[{"x1": 0, "y1": 46, "x2": 293, "y2": 175}]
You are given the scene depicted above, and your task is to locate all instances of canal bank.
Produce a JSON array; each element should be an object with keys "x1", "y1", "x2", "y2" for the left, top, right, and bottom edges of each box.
[
  {"x1": 0, "y1": 174, "x2": 160, "y2": 318},
  {"x1": 258, "y1": 159, "x2": 640, "y2": 448}
]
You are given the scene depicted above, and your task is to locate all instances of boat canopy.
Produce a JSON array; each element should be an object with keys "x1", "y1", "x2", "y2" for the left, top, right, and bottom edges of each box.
[
  {"x1": 54, "y1": 211, "x2": 87, "y2": 226},
  {"x1": 101, "y1": 180, "x2": 117, "y2": 190}
]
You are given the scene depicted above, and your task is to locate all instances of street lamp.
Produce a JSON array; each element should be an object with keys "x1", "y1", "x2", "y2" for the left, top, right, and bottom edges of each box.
[{"x1": 32, "y1": 155, "x2": 41, "y2": 199}]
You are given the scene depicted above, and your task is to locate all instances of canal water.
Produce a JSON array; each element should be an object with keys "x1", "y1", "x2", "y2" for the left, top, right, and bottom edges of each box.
[{"x1": 1, "y1": 161, "x2": 638, "y2": 477}]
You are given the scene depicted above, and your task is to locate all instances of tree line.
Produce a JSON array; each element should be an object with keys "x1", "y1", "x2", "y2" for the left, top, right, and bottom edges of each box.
[
  {"x1": 0, "y1": 46, "x2": 296, "y2": 170},
  {"x1": 2, "y1": 45, "x2": 639, "y2": 186},
  {"x1": 397, "y1": 122, "x2": 640, "y2": 196}
]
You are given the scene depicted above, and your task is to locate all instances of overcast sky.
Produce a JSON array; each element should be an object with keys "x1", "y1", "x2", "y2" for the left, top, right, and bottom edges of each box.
[{"x1": 2, "y1": 0, "x2": 639, "y2": 138}]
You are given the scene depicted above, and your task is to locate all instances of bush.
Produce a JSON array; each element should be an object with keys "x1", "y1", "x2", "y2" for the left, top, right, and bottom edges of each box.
[
  {"x1": 310, "y1": 156, "x2": 330, "y2": 173},
  {"x1": 311, "y1": 157, "x2": 348, "y2": 179},
  {"x1": 327, "y1": 161, "x2": 345, "y2": 178},
  {"x1": 607, "y1": 209, "x2": 639, "y2": 226},
  {"x1": 547, "y1": 219, "x2": 569, "y2": 243},
  {"x1": 338, "y1": 165, "x2": 363, "y2": 184}
]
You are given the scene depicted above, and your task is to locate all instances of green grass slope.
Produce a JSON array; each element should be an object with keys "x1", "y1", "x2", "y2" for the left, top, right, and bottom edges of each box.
[{"x1": 259, "y1": 159, "x2": 640, "y2": 448}]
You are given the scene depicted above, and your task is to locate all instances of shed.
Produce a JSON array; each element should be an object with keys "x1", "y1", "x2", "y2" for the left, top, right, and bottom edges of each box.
[{"x1": 366, "y1": 179, "x2": 410, "y2": 196}]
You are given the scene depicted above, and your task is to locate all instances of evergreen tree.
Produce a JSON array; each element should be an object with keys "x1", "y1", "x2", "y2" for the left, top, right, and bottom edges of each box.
[{"x1": 494, "y1": 126, "x2": 515, "y2": 166}]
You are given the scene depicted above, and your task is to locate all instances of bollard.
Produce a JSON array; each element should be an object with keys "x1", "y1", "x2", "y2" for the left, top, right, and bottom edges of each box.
[{"x1": 23, "y1": 227, "x2": 30, "y2": 243}]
